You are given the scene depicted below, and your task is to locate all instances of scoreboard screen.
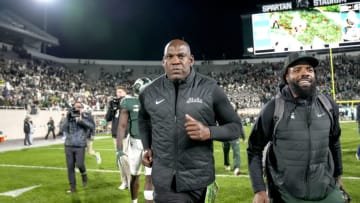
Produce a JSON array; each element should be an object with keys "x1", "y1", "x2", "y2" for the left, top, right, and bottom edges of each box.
[{"x1": 251, "y1": 2, "x2": 360, "y2": 54}]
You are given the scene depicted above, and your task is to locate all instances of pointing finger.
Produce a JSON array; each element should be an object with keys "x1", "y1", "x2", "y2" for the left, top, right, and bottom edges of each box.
[{"x1": 185, "y1": 114, "x2": 196, "y2": 121}]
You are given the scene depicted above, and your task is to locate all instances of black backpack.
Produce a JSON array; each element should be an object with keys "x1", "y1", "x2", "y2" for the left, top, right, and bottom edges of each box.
[
  {"x1": 264, "y1": 93, "x2": 334, "y2": 201},
  {"x1": 272, "y1": 93, "x2": 333, "y2": 136}
]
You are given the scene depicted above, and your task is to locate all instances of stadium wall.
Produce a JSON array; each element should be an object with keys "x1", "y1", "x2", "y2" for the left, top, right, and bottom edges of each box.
[
  {"x1": 0, "y1": 109, "x2": 107, "y2": 141},
  {"x1": 0, "y1": 109, "x2": 65, "y2": 141}
]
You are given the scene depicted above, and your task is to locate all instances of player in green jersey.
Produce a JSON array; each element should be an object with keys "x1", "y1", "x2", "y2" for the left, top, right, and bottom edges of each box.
[{"x1": 116, "y1": 77, "x2": 153, "y2": 203}]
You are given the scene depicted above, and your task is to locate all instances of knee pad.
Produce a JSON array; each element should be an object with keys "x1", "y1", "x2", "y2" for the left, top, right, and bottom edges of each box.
[{"x1": 144, "y1": 190, "x2": 154, "y2": 200}]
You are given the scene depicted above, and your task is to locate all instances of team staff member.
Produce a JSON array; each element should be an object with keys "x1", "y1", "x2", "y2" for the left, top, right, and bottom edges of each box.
[
  {"x1": 247, "y1": 52, "x2": 346, "y2": 203},
  {"x1": 139, "y1": 39, "x2": 243, "y2": 202}
]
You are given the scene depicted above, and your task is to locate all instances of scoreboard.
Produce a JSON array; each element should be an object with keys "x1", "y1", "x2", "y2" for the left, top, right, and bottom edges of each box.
[{"x1": 249, "y1": 0, "x2": 360, "y2": 55}]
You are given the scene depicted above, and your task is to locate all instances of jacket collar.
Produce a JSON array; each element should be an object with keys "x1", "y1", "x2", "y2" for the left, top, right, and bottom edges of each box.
[{"x1": 280, "y1": 85, "x2": 317, "y2": 104}]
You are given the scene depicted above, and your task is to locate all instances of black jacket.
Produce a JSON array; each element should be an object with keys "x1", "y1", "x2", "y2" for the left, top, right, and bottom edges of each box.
[
  {"x1": 139, "y1": 68, "x2": 242, "y2": 192},
  {"x1": 105, "y1": 102, "x2": 120, "y2": 137},
  {"x1": 24, "y1": 120, "x2": 30, "y2": 134},
  {"x1": 247, "y1": 85, "x2": 343, "y2": 200}
]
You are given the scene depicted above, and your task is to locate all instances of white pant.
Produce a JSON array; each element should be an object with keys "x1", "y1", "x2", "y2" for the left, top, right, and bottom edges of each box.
[{"x1": 128, "y1": 137, "x2": 151, "y2": 175}]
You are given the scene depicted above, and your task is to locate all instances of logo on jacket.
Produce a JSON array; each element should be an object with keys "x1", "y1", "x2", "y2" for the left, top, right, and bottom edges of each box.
[
  {"x1": 186, "y1": 97, "x2": 203, "y2": 104},
  {"x1": 155, "y1": 99, "x2": 165, "y2": 105},
  {"x1": 317, "y1": 113, "x2": 325, "y2": 118},
  {"x1": 290, "y1": 112, "x2": 295, "y2": 119}
]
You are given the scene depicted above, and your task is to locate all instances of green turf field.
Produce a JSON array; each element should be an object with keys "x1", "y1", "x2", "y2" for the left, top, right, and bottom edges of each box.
[{"x1": 0, "y1": 122, "x2": 359, "y2": 203}]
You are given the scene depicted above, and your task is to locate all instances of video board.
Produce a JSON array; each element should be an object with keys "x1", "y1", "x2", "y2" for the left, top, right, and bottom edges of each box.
[{"x1": 251, "y1": 2, "x2": 360, "y2": 54}]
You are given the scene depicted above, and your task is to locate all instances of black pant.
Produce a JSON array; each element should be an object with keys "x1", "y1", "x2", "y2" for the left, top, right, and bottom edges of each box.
[
  {"x1": 65, "y1": 146, "x2": 86, "y2": 187},
  {"x1": 45, "y1": 129, "x2": 56, "y2": 139},
  {"x1": 24, "y1": 133, "x2": 31, "y2": 145},
  {"x1": 154, "y1": 177, "x2": 206, "y2": 203}
]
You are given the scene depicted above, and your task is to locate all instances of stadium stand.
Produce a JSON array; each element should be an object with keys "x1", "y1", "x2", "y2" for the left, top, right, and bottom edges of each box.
[{"x1": 0, "y1": 8, "x2": 360, "y2": 140}]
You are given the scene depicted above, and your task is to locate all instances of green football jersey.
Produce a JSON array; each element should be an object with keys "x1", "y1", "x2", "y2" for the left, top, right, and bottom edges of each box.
[{"x1": 120, "y1": 95, "x2": 140, "y2": 139}]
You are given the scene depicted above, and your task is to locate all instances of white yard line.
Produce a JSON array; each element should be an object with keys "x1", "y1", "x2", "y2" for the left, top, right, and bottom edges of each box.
[{"x1": 1, "y1": 163, "x2": 359, "y2": 180}]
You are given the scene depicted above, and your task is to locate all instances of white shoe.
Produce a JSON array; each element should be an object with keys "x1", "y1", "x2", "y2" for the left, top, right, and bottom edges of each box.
[
  {"x1": 95, "y1": 152, "x2": 102, "y2": 164},
  {"x1": 224, "y1": 165, "x2": 231, "y2": 171},
  {"x1": 356, "y1": 153, "x2": 360, "y2": 161},
  {"x1": 118, "y1": 183, "x2": 128, "y2": 190},
  {"x1": 234, "y1": 168, "x2": 241, "y2": 176}
]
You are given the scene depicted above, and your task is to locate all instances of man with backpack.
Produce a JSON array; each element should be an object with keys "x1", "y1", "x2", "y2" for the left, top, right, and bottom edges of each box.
[{"x1": 247, "y1": 52, "x2": 348, "y2": 203}]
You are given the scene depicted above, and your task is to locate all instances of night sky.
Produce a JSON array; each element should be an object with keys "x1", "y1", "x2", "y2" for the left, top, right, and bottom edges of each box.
[{"x1": 0, "y1": 0, "x2": 276, "y2": 60}]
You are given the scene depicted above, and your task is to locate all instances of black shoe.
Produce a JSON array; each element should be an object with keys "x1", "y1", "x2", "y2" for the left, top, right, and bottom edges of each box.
[
  {"x1": 81, "y1": 174, "x2": 88, "y2": 187},
  {"x1": 66, "y1": 187, "x2": 76, "y2": 194}
]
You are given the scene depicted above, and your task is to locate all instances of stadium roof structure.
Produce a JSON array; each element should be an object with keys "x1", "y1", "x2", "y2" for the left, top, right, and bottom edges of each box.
[{"x1": 0, "y1": 9, "x2": 59, "y2": 47}]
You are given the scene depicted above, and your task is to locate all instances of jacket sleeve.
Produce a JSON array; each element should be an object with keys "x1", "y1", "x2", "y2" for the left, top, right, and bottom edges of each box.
[
  {"x1": 105, "y1": 102, "x2": 115, "y2": 122},
  {"x1": 77, "y1": 114, "x2": 95, "y2": 131},
  {"x1": 208, "y1": 85, "x2": 242, "y2": 141},
  {"x1": 247, "y1": 99, "x2": 275, "y2": 193},
  {"x1": 138, "y1": 92, "x2": 152, "y2": 150},
  {"x1": 328, "y1": 98, "x2": 343, "y2": 177}
]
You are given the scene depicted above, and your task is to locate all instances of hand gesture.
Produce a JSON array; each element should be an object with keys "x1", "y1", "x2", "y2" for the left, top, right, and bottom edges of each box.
[
  {"x1": 184, "y1": 114, "x2": 210, "y2": 141},
  {"x1": 142, "y1": 149, "x2": 153, "y2": 167}
]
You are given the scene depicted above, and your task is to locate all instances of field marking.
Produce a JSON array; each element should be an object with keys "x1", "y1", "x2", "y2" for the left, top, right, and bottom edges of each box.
[
  {"x1": 1, "y1": 164, "x2": 360, "y2": 180},
  {"x1": 0, "y1": 185, "x2": 41, "y2": 197},
  {"x1": 45, "y1": 147, "x2": 115, "y2": 151},
  {"x1": 213, "y1": 149, "x2": 357, "y2": 152},
  {"x1": 42, "y1": 148, "x2": 357, "y2": 152}
]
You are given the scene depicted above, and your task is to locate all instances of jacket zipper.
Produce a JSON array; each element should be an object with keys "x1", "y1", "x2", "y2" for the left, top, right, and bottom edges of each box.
[
  {"x1": 173, "y1": 82, "x2": 179, "y2": 179},
  {"x1": 305, "y1": 102, "x2": 312, "y2": 199}
]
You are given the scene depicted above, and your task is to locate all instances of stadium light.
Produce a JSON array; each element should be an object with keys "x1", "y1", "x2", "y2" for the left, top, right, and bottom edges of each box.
[
  {"x1": 34, "y1": 0, "x2": 55, "y2": 53},
  {"x1": 35, "y1": 0, "x2": 55, "y2": 3}
]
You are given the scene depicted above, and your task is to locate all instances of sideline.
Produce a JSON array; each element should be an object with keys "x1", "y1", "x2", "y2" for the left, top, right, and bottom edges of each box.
[{"x1": 0, "y1": 136, "x2": 111, "y2": 153}]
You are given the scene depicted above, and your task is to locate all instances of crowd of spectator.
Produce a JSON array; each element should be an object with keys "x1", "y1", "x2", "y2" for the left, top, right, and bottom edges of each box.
[
  {"x1": 208, "y1": 53, "x2": 360, "y2": 114},
  {"x1": 0, "y1": 50, "x2": 133, "y2": 112},
  {"x1": 1, "y1": 49, "x2": 360, "y2": 118}
]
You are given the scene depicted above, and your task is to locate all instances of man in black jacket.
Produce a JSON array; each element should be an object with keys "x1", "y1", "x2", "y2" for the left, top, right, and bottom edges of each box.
[
  {"x1": 139, "y1": 39, "x2": 243, "y2": 203},
  {"x1": 247, "y1": 52, "x2": 346, "y2": 203}
]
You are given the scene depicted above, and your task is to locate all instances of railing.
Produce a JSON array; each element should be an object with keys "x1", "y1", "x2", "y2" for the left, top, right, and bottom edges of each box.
[{"x1": 0, "y1": 106, "x2": 25, "y2": 110}]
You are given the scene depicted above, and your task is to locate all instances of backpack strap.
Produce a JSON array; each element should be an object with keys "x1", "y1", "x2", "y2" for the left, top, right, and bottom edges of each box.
[
  {"x1": 272, "y1": 93, "x2": 284, "y2": 141},
  {"x1": 317, "y1": 93, "x2": 334, "y2": 128}
]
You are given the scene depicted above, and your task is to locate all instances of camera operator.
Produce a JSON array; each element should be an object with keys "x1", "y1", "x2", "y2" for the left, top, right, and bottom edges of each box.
[
  {"x1": 105, "y1": 85, "x2": 130, "y2": 190},
  {"x1": 61, "y1": 101, "x2": 95, "y2": 194}
]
